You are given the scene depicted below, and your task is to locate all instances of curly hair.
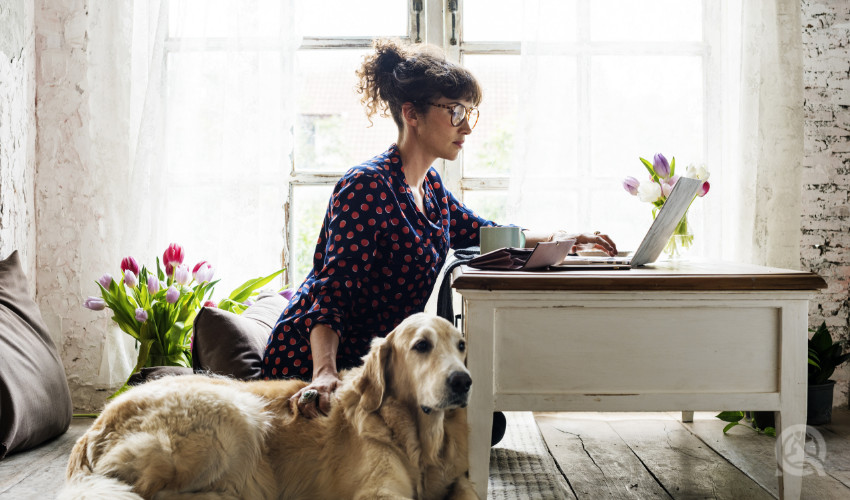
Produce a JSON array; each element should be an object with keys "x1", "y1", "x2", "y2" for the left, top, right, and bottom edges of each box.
[{"x1": 356, "y1": 38, "x2": 482, "y2": 129}]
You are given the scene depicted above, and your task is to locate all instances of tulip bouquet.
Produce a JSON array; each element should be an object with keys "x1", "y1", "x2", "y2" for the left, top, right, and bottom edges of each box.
[
  {"x1": 84, "y1": 243, "x2": 284, "y2": 390},
  {"x1": 623, "y1": 153, "x2": 710, "y2": 258}
]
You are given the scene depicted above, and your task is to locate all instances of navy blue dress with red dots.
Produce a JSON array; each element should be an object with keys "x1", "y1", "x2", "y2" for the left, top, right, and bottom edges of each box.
[{"x1": 262, "y1": 144, "x2": 497, "y2": 380}]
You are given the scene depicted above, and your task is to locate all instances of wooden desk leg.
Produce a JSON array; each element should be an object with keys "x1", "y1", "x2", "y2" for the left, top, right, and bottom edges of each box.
[
  {"x1": 681, "y1": 411, "x2": 694, "y2": 423},
  {"x1": 775, "y1": 304, "x2": 807, "y2": 500},
  {"x1": 464, "y1": 300, "x2": 495, "y2": 500},
  {"x1": 775, "y1": 407, "x2": 805, "y2": 500}
]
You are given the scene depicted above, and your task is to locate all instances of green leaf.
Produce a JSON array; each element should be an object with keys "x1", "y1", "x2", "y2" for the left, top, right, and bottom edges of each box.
[
  {"x1": 810, "y1": 321, "x2": 832, "y2": 352},
  {"x1": 156, "y1": 256, "x2": 165, "y2": 282},
  {"x1": 228, "y1": 269, "x2": 285, "y2": 303},
  {"x1": 639, "y1": 157, "x2": 660, "y2": 183},
  {"x1": 722, "y1": 422, "x2": 739, "y2": 434},
  {"x1": 715, "y1": 411, "x2": 745, "y2": 423},
  {"x1": 763, "y1": 427, "x2": 776, "y2": 437},
  {"x1": 670, "y1": 156, "x2": 676, "y2": 177}
]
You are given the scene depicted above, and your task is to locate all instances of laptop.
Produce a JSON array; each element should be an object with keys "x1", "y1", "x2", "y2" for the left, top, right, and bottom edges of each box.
[{"x1": 554, "y1": 176, "x2": 703, "y2": 269}]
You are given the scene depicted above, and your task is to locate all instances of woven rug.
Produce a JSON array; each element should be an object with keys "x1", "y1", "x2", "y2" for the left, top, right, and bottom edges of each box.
[{"x1": 488, "y1": 412, "x2": 572, "y2": 499}]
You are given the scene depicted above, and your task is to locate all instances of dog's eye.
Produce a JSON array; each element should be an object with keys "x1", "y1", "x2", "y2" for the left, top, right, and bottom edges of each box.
[
  {"x1": 458, "y1": 340, "x2": 466, "y2": 352},
  {"x1": 412, "y1": 340, "x2": 432, "y2": 353}
]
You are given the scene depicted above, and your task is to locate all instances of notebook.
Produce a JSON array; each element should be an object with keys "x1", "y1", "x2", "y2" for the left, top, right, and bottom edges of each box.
[{"x1": 554, "y1": 176, "x2": 703, "y2": 269}]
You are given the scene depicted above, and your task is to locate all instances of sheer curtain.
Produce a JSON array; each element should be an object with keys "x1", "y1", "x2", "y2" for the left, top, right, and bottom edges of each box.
[
  {"x1": 89, "y1": 0, "x2": 300, "y2": 385},
  {"x1": 510, "y1": 0, "x2": 803, "y2": 268},
  {"x1": 128, "y1": 0, "x2": 301, "y2": 294}
]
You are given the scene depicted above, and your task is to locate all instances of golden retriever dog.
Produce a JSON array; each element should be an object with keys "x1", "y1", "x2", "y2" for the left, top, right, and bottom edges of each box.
[{"x1": 59, "y1": 313, "x2": 478, "y2": 500}]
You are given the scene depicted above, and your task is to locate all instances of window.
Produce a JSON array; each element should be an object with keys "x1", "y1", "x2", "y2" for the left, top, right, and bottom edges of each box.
[{"x1": 164, "y1": 0, "x2": 718, "y2": 289}]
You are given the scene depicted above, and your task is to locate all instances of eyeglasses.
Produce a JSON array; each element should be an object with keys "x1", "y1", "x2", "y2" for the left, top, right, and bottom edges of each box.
[{"x1": 425, "y1": 102, "x2": 479, "y2": 129}]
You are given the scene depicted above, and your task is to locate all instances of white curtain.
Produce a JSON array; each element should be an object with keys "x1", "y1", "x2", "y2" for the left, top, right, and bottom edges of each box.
[
  {"x1": 74, "y1": 0, "x2": 300, "y2": 388},
  {"x1": 725, "y1": 0, "x2": 803, "y2": 269},
  {"x1": 510, "y1": 0, "x2": 803, "y2": 269}
]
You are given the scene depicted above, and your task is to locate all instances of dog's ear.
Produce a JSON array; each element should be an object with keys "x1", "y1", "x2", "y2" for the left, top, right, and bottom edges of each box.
[{"x1": 357, "y1": 334, "x2": 392, "y2": 413}]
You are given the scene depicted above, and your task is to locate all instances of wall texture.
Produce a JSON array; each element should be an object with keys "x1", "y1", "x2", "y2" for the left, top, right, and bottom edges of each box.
[
  {"x1": 801, "y1": 0, "x2": 850, "y2": 407},
  {"x1": 35, "y1": 0, "x2": 137, "y2": 412},
  {"x1": 0, "y1": 1, "x2": 37, "y2": 281}
]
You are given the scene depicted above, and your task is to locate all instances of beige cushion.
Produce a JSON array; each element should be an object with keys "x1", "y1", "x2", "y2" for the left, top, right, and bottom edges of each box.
[
  {"x1": 191, "y1": 294, "x2": 288, "y2": 380},
  {"x1": 0, "y1": 251, "x2": 72, "y2": 458}
]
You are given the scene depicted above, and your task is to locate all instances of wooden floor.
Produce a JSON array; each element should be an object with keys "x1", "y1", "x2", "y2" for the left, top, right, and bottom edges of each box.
[{"x1": 2, "y1": 411, "x2": 848, "y2": 499}]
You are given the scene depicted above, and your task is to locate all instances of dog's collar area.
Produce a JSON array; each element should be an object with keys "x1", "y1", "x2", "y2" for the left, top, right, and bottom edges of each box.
[{"x1": 421, "y1": 405, "x2": 433, "y2": 414}]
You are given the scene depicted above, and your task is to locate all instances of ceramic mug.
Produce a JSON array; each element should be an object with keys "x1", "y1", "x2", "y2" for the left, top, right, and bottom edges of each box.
[{"x1": 480, "y1": 226, "x2": 526, "y2": 254}]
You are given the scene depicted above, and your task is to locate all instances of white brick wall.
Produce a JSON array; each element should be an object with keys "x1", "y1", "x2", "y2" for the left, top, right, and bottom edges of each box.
[
  {"x1": 801, "y1": 0, "x2": 850, "y2": 408},
  {"x1": 0, "y1": 1, "x2": 36, "y2": 281}
]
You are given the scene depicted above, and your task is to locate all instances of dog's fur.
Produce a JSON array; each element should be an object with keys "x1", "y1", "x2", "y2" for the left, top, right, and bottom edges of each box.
[{"x1": 59, "y1": 313, "x2": 478, "y2": 500}]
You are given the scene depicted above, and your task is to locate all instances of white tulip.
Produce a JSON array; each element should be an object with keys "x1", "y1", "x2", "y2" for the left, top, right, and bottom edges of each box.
[
  {"x1": 638, "y1": 181, "x2": 663, "y2": 203},
  {"x1": 685, "y1": 163, "x2": 710, "y2": 181}
]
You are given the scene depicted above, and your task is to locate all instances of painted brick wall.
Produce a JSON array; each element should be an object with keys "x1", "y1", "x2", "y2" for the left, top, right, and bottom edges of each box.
[
  {"x1": 0, "y1": 1, "x2": 36, "y2": 281},
  {"x1": 801, "y1": 0, "x2": 850, "y2": 408}
]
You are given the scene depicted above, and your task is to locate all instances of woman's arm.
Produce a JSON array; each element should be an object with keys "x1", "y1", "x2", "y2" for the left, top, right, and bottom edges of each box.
[{"x1": 290, "y1": 324, "x2": 341, "y2": 418}]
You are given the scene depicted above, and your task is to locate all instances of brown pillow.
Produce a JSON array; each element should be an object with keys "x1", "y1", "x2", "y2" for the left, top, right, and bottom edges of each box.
[
  {"x1": 0, "y1": 251, "x2": 73, "y2": 459},
  {"x1": 191, "y1": 293, "x2": 288, "y2": 380}
]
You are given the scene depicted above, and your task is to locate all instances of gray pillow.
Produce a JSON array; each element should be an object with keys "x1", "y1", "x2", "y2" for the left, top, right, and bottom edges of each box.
[
  {"x1": 0, "y1": 251, "x2": 72, "y2": 459},
  {"x1": 191, "y1": 293, "x2": 288, "y2": 380}
]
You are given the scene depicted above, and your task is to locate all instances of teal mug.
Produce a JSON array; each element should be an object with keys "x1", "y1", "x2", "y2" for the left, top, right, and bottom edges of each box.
[{"x1": 480, "y1": 226, "x2": 526, "y2": 254}]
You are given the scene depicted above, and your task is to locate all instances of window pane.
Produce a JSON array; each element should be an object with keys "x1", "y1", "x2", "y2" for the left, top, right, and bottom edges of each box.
[
  {"x1": 516, "y1": 55, "x2": 579, "y2": 179},
  {"x1": 166, "y1": 51, "x2": 283, "y2": 179},
  {"x1": 590, "y1": 0, "x2": 703, "y2": 42},
  {"x1": 290, "y1": 185, "x2": 334, "y2": 284},
  {"x1": 462, "y1": 54, "x2": 520, "y2": 177},
  {"x1": 299, "y1": 0, "x2": 407, "y2": 37},
  {"x1": 169, "y1": 0, "x2": 281, "y2": 38},
  {"x1": 590, "y1": 55, "x2": 704, "y2": 181},
  {"x1": 462, "y1": 190, "x2": 508, "y2": 225},
  {"x1": 295, "y1": 50, "x2": 399, "y2": 172},
  {"x1": 463, "y1": 0, "x2": 521, "y2": 42}
]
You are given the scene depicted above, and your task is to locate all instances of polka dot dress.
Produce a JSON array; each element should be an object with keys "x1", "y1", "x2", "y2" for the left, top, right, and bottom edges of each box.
[{"x1": 262, "y1": 144, "x2": 497, "y2": 380}]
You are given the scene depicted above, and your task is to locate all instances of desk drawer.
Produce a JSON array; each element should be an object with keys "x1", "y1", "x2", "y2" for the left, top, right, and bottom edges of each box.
[{"x1": 492, "y1": 306, "x2": 780, "y2": 395}]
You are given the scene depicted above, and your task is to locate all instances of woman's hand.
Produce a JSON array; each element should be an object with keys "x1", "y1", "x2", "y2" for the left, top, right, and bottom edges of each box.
[
  {"x1": 290, "y1": 324, "x2": 341, "y2": 418},
  {"x1": 290, "y1": 371, "x2": 340, "y2": 418},
  {"x1": 554, "y1": 230, "x2": 618, "y2": 256}
]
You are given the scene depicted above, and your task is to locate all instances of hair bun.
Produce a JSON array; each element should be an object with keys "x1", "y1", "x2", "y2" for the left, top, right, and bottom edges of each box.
[{"x1": 373, "y1": 39, "x2": 407, "y2": 73}]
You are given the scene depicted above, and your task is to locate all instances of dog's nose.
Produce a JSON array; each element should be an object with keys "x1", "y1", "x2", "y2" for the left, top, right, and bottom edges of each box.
[{"x1": 448, "y1": 371, "x2": 472, "y2": 395}]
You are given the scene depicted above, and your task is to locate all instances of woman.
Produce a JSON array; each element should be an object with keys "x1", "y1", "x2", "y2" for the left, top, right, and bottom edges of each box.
[{"x1": 261, "y1": 39, "x2": 616, "y2": 418}]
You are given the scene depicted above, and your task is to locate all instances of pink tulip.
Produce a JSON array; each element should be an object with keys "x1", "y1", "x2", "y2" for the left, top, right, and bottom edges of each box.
[
  {"x1": 194, "y1": 262, "x2": 215, "y2": 283},
  {"x1": 661, "y1": 183, "x2": 673, "y2": 198},
  {"x1": 83, "y1": 296, "x2": 107, "y2": 311},
  {"x1": 135, "y1": 307, "x2": 148, "y2": 322},
  {"x1": 147, "y1": 274, "x2": 159, "y2": 295},
  {"x1": 163, "y1": 243, "x2": 185, "y2": 276},
  {"x1": 98, "y1": 273, "x2": 113, "y2": 289},
  {"x1": 698, "y1": 181, "x2": 711, "y2": 197},
  {"x1": 120, "y1": 256, "x2": 140, "y2": 276},
  {"x1": 174, "y1": 264, "x2": 191, "y2": 286},
  {"x1": 622, "y1": 176, "x2": 640, "y2": 196},
  {"x1": 166, "y1": 286, "x2": 179, "y2": 303},
  {"x1": 124, "y1": 270, "x2": 138, "y2": 288},
  {"x1": 203, "y1": 300, "x2": 217, "y2": 308},
  {"x1": 280, "y1": 288, "x2": 295, "y2": 301}
]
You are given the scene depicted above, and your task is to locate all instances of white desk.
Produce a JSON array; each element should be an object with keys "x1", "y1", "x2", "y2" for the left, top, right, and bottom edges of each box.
[{"x1": 452, "y1": 261, "x2": 826, "y2": 500}]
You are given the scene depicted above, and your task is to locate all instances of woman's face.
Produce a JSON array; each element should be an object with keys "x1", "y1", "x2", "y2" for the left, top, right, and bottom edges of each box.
[{"x1": 416, "y1": 96, "x2": 474, "y2": 162}]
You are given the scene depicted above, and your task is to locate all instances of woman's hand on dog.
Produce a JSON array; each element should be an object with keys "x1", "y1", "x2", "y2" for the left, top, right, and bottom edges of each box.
[{"x1": 291, "y1": 371, "x2": 340, "y2": 418}]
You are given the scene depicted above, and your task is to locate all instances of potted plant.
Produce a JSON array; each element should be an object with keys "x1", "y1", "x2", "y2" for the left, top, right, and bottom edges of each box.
[{"x1": 807, "y1": 321, "x2": 850, "y2": 425}]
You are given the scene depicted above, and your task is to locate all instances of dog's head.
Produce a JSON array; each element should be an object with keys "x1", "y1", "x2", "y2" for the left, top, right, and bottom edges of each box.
[{"x1": 357, "y1": 313, "x2": 472, "y2": 414}]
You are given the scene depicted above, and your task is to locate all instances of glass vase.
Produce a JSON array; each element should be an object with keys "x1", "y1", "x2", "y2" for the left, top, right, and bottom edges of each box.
[{"x1": 662, "y1": 212, "x2": 694, "y2": 260}]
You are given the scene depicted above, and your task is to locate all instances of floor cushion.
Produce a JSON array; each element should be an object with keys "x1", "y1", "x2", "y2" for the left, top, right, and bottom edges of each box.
[
  {"x1": 0, "y1": 251, "x2": 73, "y2": 459},
  {"x1": 192, "y1": 292, "x2": 289, "y2": 380}
]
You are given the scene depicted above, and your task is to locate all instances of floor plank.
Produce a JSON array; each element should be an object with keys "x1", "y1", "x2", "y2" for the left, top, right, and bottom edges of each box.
[
  {"x1": 536, "y1": 413, "x2": 671, "y2": 499},
  {"x1": 605, "y1": 417, "x2": 775, "y2": 500},
  {"x1": 682, "y1": 411, "x2": 850, "y2": 499},
  {"x1": 0, "y1": 418, "x2": 92, "y2": 498}
]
